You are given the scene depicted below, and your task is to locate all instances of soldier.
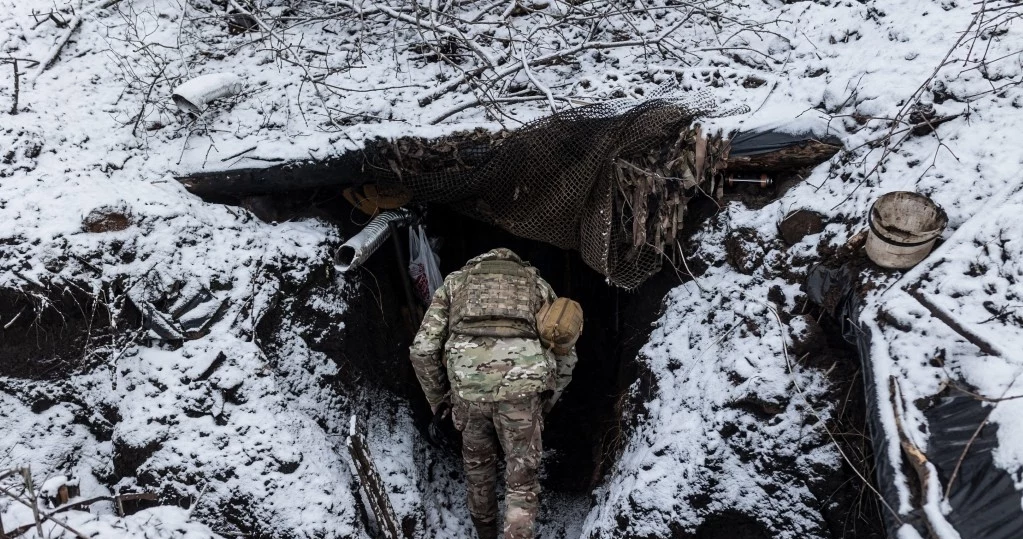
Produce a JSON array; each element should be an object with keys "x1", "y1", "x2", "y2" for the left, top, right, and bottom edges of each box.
[{"x1": 409, "y1": 247, "x2": 578, "y2": 539}]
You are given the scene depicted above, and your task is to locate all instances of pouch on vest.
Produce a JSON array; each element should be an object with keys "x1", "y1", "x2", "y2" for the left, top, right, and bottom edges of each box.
[
  {"x1": 536, "y1": 297, "x2": 583, "y2": 355},
  {"x1": 451, "y1": 259, "x2": 539, "y2": 338}
]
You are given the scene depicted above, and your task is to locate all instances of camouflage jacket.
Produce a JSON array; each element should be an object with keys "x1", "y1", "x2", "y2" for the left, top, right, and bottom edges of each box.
[{"x1": 410, "y1": 248, "x2": 578, "y2": 408}]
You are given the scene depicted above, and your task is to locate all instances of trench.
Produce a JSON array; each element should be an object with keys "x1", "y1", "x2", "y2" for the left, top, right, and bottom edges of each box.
[
  {"x1": 251, "y1": 197, "x2": 664, "y2": 537},
  {"x1": 305, "y1": 185, "x2": 885, "y2": 538},
  {"x1": 331, "y1": 200, "x2": 675, "y2": 510},
  {"x1": 0, "y1": 177, "x2": 884, "y2": 538}
]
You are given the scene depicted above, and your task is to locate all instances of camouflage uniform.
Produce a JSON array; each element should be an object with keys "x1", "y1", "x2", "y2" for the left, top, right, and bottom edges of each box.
[{"x1": 410, "y1": 248, "x2": 577, "y2": 539}]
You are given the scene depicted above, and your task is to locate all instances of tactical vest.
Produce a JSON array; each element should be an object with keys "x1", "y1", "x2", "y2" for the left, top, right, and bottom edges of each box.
[{"x1": 450, "y1": 259, "x2": 540, "y2": 338}]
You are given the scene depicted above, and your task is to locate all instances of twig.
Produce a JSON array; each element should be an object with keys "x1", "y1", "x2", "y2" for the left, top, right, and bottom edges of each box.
[
  {"x1": 187, "y1": 484, "x2": 209, "y2": 519},
  {"x1": 0, "y1": 58, "x2": 38, "y2": 115},
  {"x1": 943, "y1": 372, "x2": 1020, "y2": 500},
  {"x1": 416, "y1": 17, "x2": 691, "y2": 107},
  {"x1": 0, "y1": 483, "x2": 89, "y2": 539},
  {"x1": 131, "y1": 63, "x2": 168, "y2": 137},
  {"x1": 907, "y1": 287, "x2": 1004, "y2": 358},
  {"x1": 30, "y1": 15, "x2": 82, "y2": 82},
  {"x1": 10, "y1": 58, "x2": 17, "y2": 115},
  {"x1": 30, "y1": 0, "x2": 125, "y2": 83},
  {"x1": 828, "y1": 1, "x2": 1007, "y2": 207},
  {"x1": 220, "y1": 145, "x2": 258, "y2": 162},
  {"x1": 427, "y1": 95, "x2": 577, "y2": 124},
  {"x1": 518, "y1": 44, "x2": 557, "y2": 113},
  {"x1": 676, "y1": 242, "x2": 706, "y2": 292},
  {"x1": 21, "y1": 468, "x2": 42, "y2": 536},
  {"x1": 943, "y1": 379, "x2": 1023, "y2": 403}
]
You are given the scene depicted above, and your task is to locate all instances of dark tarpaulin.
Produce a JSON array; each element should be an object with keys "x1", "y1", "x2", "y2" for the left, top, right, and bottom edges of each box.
[
  {"x1": 925, "y1": 392, "x2": 1023, "y2": 539},
  {"x1": 806, "y1": 264, "x2": 1023, "y2": 539},
  {"x1": 729, "y1": 127, "x2": 843, "y2": 157}
]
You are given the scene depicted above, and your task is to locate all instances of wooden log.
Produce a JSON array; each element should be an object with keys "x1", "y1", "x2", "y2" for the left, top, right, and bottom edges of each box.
[
  {"x1": 907, "y1": 287, "x2": 1002, "y2": 358},
  {"x1": 175, "y1": 129, "x2": 496, "y2": 201},
  {"x1": 177, "y1": 136, "x2": 841, "y2": 204},
  {"x1": 176, "y1": 154, "x2": 370, "y2": 200},
  {"x1": 726, "y1": 140, "x2": 842, "y2": 173},
  {"x1": 889, "y1": 376, "x2": 941, "y2": 539}
]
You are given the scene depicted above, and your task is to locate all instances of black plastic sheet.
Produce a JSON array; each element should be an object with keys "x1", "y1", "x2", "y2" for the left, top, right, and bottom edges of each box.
[
  {"x1": 925, "y1": 391, "x2": 1023, "y2": 539},
  {"x1": 805, "y1": 264, "x2": 1023, "y2": 539}
]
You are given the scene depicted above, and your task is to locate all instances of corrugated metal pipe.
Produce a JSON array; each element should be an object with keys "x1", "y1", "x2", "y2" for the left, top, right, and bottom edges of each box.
[{"x1": 334, "y1": 209, "x2": 414, "y2": 273}]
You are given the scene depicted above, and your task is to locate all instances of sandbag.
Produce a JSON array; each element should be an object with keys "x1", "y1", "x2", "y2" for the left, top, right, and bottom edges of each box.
[{"x1": 536, "y1": 297, "x2": 583, "y2": 355}]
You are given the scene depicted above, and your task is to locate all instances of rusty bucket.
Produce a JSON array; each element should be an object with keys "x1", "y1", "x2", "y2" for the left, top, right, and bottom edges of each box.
[{"x1": 865, "y1": 191, "x2": 948, "y2": 269}]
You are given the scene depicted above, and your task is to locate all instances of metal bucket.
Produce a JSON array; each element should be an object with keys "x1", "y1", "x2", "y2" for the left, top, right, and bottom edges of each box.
[{"x1": 865, "y1": 191, "x2": 948, "y2": 269}]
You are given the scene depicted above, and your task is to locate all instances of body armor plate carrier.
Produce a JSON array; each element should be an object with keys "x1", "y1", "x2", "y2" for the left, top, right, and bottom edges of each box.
[{"x1": 451, "y1": 259, "x2": 539, "y2": 338}]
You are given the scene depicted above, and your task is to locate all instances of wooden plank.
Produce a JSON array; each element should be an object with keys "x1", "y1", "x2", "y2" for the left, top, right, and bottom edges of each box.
[{"x1": 347, "y1": 421, "x2": 402, "y2": 539}]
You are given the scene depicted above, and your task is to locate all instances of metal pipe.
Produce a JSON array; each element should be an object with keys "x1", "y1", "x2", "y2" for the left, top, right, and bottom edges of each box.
[
  {"x1": 335, "y1": 209, "x2": 414, "y2": 273},
  {"x1": 726, "y1": 176, "x2": 773, "y2": 187},
  {"x1": 172, "y1": 73, "x2": 244, "y2": 114}
]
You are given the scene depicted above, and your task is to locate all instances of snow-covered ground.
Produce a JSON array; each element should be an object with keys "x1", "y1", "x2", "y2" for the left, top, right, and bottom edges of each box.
[{"x1": 2, "y1": 0, "x2": 1022, "y2": 537}]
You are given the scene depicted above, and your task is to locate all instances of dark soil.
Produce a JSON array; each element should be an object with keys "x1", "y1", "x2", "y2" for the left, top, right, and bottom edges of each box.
[
  {"x1": 0, "y1": 280, "x2": 131, "y2": 379},
  {"x1": 690, "y1": 511, "x2": 772, "y2": 539},
  {"x1": 82, "y1": 208, "x2": 133, "y2": 233},
  {"x1": 810, "y1": 306, "x2": 886, "y2": 539},
  {"x1": 724, "y1": 226, "x2": 767, "y2": 275},
  {"x1": 779, "y1": 209, "x2": 826, "y2": 245}
]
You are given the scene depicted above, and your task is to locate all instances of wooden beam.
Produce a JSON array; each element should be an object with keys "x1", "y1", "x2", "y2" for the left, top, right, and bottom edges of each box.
[
  {"x1": 727, "y1": 140, "x2": 842, "y2": 173},
  {"x1": 347, "y1": 420, "x2": 403, "y2": 539},
  {"x1": 175, "y1": 154, "x2": 370, "y2": 200}
]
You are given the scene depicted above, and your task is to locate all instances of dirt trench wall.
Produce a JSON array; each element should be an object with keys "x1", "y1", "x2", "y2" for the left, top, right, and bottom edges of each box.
[{"x1": 0, "y1": 280, "x2": 132, "y2": 379}]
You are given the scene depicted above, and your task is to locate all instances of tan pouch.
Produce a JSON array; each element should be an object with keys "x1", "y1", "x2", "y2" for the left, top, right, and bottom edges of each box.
[
  {"x1": 342, "y1": 183, "x2": 412, "y2": 217},
  {"x1": 536, "y1": 297, "x2": 583, "y2": 355}
]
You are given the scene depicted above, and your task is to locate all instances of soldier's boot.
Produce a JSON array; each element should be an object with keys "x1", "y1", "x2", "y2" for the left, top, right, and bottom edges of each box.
[{"x1": 471, "y1": 516, "x2": 499, "y2": 539}]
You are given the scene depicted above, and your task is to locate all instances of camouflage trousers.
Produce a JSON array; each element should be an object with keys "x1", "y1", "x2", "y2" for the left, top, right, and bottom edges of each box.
[{"x1": 452, "y1": 394, "x2": 543, "y2": 539}]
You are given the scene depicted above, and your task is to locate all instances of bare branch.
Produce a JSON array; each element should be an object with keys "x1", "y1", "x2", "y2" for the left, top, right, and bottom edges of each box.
[
  {"x1": 518, "y1": 44, "x2": 558, "y2": 113},
  {"x1": 29, "y1": 0, "x2": 125, "y2": 83}
]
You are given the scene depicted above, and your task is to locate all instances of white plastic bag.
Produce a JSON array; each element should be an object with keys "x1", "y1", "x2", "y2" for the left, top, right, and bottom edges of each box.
[{"x1": 408, "y1": 225, "x2": 443, "y2": 304}]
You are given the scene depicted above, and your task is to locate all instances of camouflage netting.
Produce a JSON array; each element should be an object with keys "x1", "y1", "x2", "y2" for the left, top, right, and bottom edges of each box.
[{"x1": 366, "y1": 98, "x2": 732, "y2": 289}]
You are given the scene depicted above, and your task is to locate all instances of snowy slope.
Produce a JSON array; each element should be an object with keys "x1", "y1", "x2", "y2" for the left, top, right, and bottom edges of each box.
[{"x1": 2, "y1": 0, "x2": 1023, "y2": 537}]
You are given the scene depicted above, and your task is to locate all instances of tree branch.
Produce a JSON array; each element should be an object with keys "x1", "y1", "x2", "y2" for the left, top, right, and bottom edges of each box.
[{"x1": 29, "y1": 0, "x2": 124, "y2": 83}]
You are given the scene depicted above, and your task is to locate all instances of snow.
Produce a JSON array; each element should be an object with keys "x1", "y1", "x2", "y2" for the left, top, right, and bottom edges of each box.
[
  {"x1": 3, "y1": 505, "x2": 226, "y2": 539},
  {"x1": 582, "y1": 216, "x2": 840, "y2": 538},
  {"x1": 2, "y1": 0, "x2": 1023, "y2": 537}
]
